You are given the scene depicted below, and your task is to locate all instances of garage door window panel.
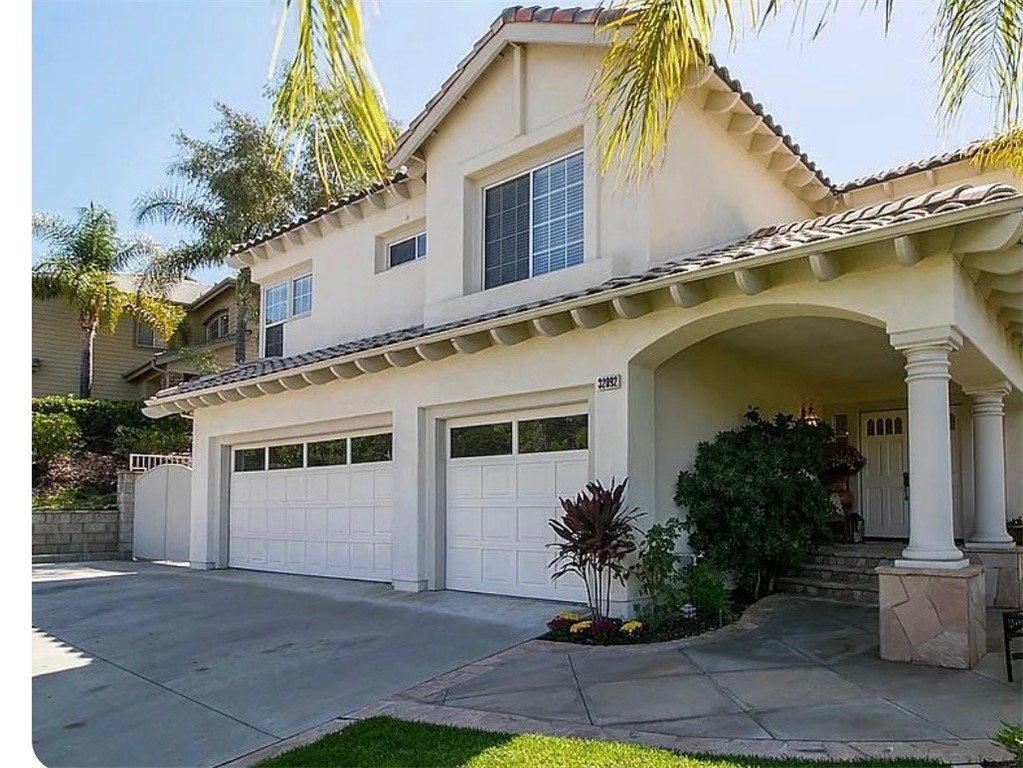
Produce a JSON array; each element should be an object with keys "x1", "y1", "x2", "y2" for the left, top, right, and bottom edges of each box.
[
  {"x1": 351, "y1": 433, "x2": 393, "y2": 463},
  {"x1": 451, "y1": 423, "x2": 513, "y2": 458},
  {"x1": 518, "y1": 414, "x2": 588, "y2": 453},
  {"x1": 268, "y1": 443, "x2": 304, "y2": 470},
  {"x1": 307, "y1": 439, "x2": 347, "y2": 467},
  {"x1": 235, "y1": 448, "x2": 266, "y2": 472}
]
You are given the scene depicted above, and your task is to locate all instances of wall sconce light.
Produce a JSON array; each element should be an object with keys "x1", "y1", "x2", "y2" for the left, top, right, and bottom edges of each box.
[{"x1": 800, "y1": 399, "x2": 821, "y2": 426}]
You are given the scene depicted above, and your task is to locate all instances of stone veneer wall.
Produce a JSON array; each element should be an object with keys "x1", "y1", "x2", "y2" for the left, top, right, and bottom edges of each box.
[
  {"x1": 117, "y1": 470, "x2": 136, "y2": 559},
  {"x1": 32, "y1": 510, "x2": 121, "y2": 557},
  {"x1": 966, "y1": 547, "x2": 1022, "y2": 609},
  {"x1": 877, "y1": 565, "x2": 986, "y2": 669}
]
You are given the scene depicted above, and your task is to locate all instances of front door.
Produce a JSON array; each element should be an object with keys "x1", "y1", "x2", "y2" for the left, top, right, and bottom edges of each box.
[{"x1": 859, "y1": 410, "x2": 909, "y2": 538}]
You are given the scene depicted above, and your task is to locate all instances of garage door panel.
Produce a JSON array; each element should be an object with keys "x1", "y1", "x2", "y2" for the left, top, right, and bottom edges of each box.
[
  {"x1": 449, "y1": 465, "x2": 482, "y2": 498},
  {"x1": 306, "y1": 507, "x2": 326, "y2": 536},
  {"x1": 286, "y1": 474, "x2": 306, "y2": 501},
  {"x1": 306, "y1": 473, "x2": 329, "y2": 501},
  {"x1": 350, "y1": 470, "x2": 376, "y2": 500},
  {"x1": 267, "y1": 539, "x2": 285, "y2": 565},
  {"x1": 286, "y1": 540, "x2": 306, "y2": 568},
  {"x1": 350, "y1": 506, "x2": 374, "y2": 535},
  {"x1": 350, "y1": 542, "x2": 374, "y2": 571},
  {"x1": 306, "y1": 540, "x2": 326, "y2": 568},
  {"x1": 327, "y1": 507, "x2": 350, "y2": 536},
  {"x1": 248, "y1": 507, "x2": 267, "y2": 534},
  {"x1": 482, "y1": 464, "x2": 515, "y2": 497},
  {"x1": 518, "y1": 462, "x2": 555, "y2": 497},
  {"x1": 483, "y1": 549, "x2": 515, "y2": 583},
  {"x1": 267, "y1": 475, "x2": 288, "y2": 502},
  {"x1": 327, "y1": 472, "x2": 351, "y2": 500},
  {"x1": 231, "y1": 476, "x2": 251, "y2": 504},
  {"x1": 248, "y1": 538, "x2": 266, "y2": 564},
  {"x1": 448, "y1": 507, "x2": 482, "y2": 541},
  {"x1": 517, "y1": 551, "x2": 552, "y2": 586},
  {"x1": 482, "y1": 507, "x2": 515, "y2": 541},
  {"x1": 447, "y1": 547, "x2": 481, "y2": 582},
  {"x1": 555, "y1": 459, "x2": 589, "y2": 496},
  {"x1": 374, "y1": 507, "x2": 391, "y2": 536},
  {"x1": 327, "y1": 542, "x2": 349, "y2": 571},
  {"x1": 373, "y1": 469, "x2": 393, "y2": 499},
  {"x1": 249, "y1": 476, "x2": 268, "y2": 502},
  {"x1": 517, "y1": 506, "x2": 555, "y2": 543},
  {"x1": 267, "y1": 508, "x2": 287, "y2": 534},
  {"x1": 375, "y1": 543, "x2": 392, "y2": 573}
]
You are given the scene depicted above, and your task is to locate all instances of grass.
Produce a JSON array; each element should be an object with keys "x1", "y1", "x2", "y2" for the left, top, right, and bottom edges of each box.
[
  {"x1": 257, "y1": 717, "x2": 944, "y2": 768},
  {"x1": 32, "y1": 488, "x2": 117, "y2": 510}
]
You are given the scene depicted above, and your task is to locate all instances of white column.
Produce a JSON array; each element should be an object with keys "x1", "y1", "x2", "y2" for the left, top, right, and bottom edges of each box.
[
  {"x1": 965, "y1": 382, "x2": 1014, "y2": 548},
  {"x1": 391, "y1": 405, "x2": 428, "y2": 591},
  {"x1": 890, "y1": 327, "x2": 968, "y2": 569}
]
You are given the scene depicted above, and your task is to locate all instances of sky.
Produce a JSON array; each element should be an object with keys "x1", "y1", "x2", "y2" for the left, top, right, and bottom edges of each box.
[{"x1": 32, "y1": 1, "x2": 996, "y2": 285}]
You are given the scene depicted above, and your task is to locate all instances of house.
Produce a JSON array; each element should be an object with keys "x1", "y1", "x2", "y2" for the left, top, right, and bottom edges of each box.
[
  {"x1": 33, "y1": 275, "x2": 258, "y2": 400},
  {"x1": 143, "y1": 8, "x2": 1022, "y2": 621}
]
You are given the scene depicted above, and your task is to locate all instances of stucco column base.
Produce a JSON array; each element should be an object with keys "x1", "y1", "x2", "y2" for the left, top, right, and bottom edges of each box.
[
  {"x1": 965, "y1": 539, "x2": 1016, "y2": 550},
  {"x1": 189, "y1": 561, "x2": 217, "y2": 571},
  {"x1": 877, "y1": 565, "x2": 986, "y2": 669},
  {"x1": 894, "y1": 556, "x2": 969, "y2": 570},
  {"x1": 393, "y1": 579, "x2": 428, "y2": 593}
]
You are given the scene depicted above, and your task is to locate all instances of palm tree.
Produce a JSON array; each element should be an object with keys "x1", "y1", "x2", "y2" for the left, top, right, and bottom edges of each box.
[
  {"x1": 270, "y1": 1, "x2": 1022, "y2": 188},
  {"x1": 31, "y1": 204, "x2": 185, "y2": 398}
]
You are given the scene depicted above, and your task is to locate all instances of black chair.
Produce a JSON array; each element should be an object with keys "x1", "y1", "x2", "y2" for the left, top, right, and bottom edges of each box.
[{"x1": 1005, "y1": 611, "x2": 1023, "y2": 682}]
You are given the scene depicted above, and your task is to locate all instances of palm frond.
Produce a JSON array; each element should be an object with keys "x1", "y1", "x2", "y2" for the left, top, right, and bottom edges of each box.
[
  {"x1": 592, "y1": 0, "x2": 757, "y2": 187},
  {"x1": 267, "y1": 0, "x2": 394, "y2": 198},
  {"x1": 972, "y1": 124, "x2": 1023, "y2": 174},
  {"x1": 134, "y1": 186, "x2": 218, "y2": 230},
  {"x1": 934, "y1": 0, "x2": 1023, "y2": 131},
  {"x1": 31, "y1": 212, "x2": 77, "y2": 252}
]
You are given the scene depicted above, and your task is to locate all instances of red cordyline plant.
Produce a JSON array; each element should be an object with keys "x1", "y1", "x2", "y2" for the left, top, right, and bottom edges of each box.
[{"x1": 548, "y1": 478, "x2": 641, "y2": 620}]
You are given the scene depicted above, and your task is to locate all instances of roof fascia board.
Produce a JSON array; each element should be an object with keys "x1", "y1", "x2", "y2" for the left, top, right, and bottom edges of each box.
[{"x1": 145, "y1": 194, "x2": 1023, "y2": 411}]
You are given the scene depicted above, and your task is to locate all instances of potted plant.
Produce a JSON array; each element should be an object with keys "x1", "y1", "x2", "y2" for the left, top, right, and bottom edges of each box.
[
  {"x1": 823, "y1": 439, "x2": 866, "y2": 542},
  {"x1": 1008, "y1": 517, "x2": 1023, "y2": 546}
]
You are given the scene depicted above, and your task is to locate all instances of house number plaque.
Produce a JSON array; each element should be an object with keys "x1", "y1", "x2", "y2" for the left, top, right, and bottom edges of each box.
[{"x1": 596, "y1": 374, "x2": 622, "y2": 391}]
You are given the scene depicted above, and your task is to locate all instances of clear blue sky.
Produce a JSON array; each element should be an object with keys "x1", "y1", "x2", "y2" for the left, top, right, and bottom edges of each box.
[{"x1": 32, "y1": 1, "x2": 993, "y2": 284}]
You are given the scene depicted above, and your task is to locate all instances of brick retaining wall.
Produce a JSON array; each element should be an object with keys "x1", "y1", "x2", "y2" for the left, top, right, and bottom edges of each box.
[{"x1": 32, "y1": 510, "x2": 121, "y2": 557}]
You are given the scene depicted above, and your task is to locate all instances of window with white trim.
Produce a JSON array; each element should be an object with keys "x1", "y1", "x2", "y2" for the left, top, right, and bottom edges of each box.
[
  {"x1": 388, "y1": 232, "x2": 427, "y2": 268},
  {"x1": 205, "y1": 311, "x2": 230, "y2": 342},
  {"x1": 484, "y1": 152, "x2": 583, "y2": 289},
  {"x1": 136, "y1": 323, "x2": 167, "y2": 349},
  {"x1": 263, "y1": 282, "x2": 288, "y2": 357},
  {"x1": 292, "y1": 274, "x2": 313, "y2": 315}
]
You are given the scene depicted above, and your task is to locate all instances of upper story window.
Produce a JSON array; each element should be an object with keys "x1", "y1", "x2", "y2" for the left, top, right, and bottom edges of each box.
[
  {"x1": 205, "y1": 311, "x2": 230, "y2": 342},
  {"x1": 136, "y1": 323, "x2": 167, "y2": 349},
  {"x1": 388, "y1": 232, "x2": 427, "y2": 268},
  {"x1": 292, "y1": 274, "x2": 313, "y2": 316},
  {"x1": 484, "y1": 152, "x2": 584, "y2": 290},
  {"x1": 263, "y1": 274, "x2": 312, "y2": 357}
]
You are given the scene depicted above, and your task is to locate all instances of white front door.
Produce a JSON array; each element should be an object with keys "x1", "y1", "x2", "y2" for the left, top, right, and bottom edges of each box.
[
  {"x1": 229, "y1": 432, "x2": 393, "y2": 581},
  {"x1": 859, "y1": 410, "x2": 909, "y2": 538},
  {"x1": 445, "y1": 409, "x2": 590, "y2": 601}
]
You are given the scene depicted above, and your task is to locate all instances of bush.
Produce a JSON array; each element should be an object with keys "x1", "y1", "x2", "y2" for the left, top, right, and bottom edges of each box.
[
  {"x1": 632, "y1": 518, "x2": 688, "y2": 631},
  {"x1": 994, "y1": 721, "x2": 1023, "y2": 767},
  {"x1": 42, "y1": 452, "x2": 120, "y2": 494},
  {"x1": 32, "y1": 412, "x2": 82, "y2": 465},
  {"x1": 32, "y1": 396, "x2": 191, "y2": 457},
  {"x1": 683, "y1": 560, "x2": 734, "y2": 625},
  {"x1": 675, "y1": 407, "x2": 834, "y2": 598},
  {"x1": 33, "y1": 487, "x2": 117, "y2": 510}
]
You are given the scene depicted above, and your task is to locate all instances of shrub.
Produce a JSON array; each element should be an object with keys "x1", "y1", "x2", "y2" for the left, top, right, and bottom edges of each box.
[
  {"x1": 631, "y1": 518, "x2": 688, "y2": 631},
  {"x1": 683, "y1": 560, "x2": 734, "y2": 626},
  {"x1": 994, "y1": 721, "x2": 1023, "y2": 767},
  {"x1": 33, "y1": 487, "x2": 117, "y2": 510},
  {"x1": 113, "y1": 418, "x2": 192, "y2": 456},
  {"x1": 32, "y1": 412, "x2": 82, "y2": 465},
  {"x1": 675, "y1": 407, "x2": 834, "y2": 598},
  {"x1": 43, "y1": 452, "x2": 120, "y2": 494},
  {"x1": 548, "y1": 478, "x2": 641, "y2": 620}
]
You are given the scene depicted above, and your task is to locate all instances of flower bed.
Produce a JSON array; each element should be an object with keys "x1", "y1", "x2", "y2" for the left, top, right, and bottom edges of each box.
[{"x1": 541, "y1": 609, "x2": 725, "y2": 646}]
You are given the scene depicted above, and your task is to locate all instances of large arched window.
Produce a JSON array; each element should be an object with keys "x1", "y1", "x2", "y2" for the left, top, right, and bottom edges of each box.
[{"x1": 205, "y1": 311, "x2": 230, "y2": 342}]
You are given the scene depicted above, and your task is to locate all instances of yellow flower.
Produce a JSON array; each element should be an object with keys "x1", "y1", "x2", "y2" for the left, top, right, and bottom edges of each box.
[
  {"x1": 621, "y1": 620, "x2": 644, "y2": 634},
  {"x1": 555, "y1": 612, "x2": 582, "y2": 622},
  {"x1": 569, "y1": 620, "x2": 592, "y2": 634}
]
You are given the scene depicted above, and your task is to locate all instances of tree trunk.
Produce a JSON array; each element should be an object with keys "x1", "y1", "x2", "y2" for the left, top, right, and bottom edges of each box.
[
  {"x1": 234, "y1": 267, "x2": 251, "y2": 364},
  {"x1": 79, "y1": 321, "x2": 96, "y2": 398}
]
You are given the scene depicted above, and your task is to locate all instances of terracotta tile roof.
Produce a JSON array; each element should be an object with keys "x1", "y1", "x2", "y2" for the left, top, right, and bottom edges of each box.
[
  {"x1": 391, "y1": 5, "x2": 831, "y2": 189},
  {"x1": 111, "y1": 274, "x2": 212, "y2": 305},
  {"x1": 836, "y1": 142, "x2": 984, "y2": 194},
  {"x1": 153, "y1": 182, "x2": 1018, "y2": 401}
]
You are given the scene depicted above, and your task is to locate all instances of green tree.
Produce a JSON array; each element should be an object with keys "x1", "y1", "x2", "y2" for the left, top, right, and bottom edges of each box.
[{"x1": 31, "y1": 204, "x2": 185, "y2": 397}]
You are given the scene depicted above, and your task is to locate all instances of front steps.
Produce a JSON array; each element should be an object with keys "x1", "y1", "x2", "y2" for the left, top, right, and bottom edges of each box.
[{"x1": 776, "y1": 543, "x2": 902, "y2": 605}]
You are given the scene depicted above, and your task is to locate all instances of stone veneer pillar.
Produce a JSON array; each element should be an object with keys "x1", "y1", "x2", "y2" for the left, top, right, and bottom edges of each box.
[
  {"x1": 965, "y1": 382, "x2": 1015, "y2": 548},
  {"x1": 877, "y1": 565, "x2": 986, "y2": 668},
  {"x1": 889, "y1": 327, "x2": 967, "y2": 569}
]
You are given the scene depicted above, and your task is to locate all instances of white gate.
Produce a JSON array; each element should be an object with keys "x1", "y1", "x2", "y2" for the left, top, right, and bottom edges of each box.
[{"x1": 134, "y1": 463, "x2": 192, "y2": 561}]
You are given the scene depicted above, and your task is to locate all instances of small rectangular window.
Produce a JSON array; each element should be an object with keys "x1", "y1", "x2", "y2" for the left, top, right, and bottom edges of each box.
[
  {"x1": 264, "y1": 324, "x2": 284, "y2": 357},
  {"x1": 307, "y1": 439, "x2": 347, "y2": 467},
  {"x1": 451, "y1": 423, "x2": 513, "y2": 458},
  {"x1": 264, "y1": 283, "x2": 288, "y2": 325},
  {"x1": 292, "y1": 274, "x2": 313, "y2": 316},
  {"x1": 234, "y1": 448, "x2": 265, "y2": 472},
  {"x1": 388, "y1": 232, "x2": 427, "y2": 268},
  {"x1": 268, "y1": 443, "x2": 303, "y2": 470},
  {"x1": 519, "y1": 414, "x2": 588, "y2": 453},
  {"x1": 351, "y1": 433, "x2": 392, "y2": 463},
  {"x1": 136, "y1": 324, "x2": 166, "y2": 349}
]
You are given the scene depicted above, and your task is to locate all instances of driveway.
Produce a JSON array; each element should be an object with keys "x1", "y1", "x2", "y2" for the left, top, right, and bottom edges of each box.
[
  {"x1": 32, "y1": 561, "x2": 574, "y2": 767},
  {"x1": 358, "y1": 595, "x2": 1022, "y2": 764}
]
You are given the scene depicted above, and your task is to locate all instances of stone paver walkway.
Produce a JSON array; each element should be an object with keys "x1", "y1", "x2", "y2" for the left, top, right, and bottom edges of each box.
[{"x1": 344, "y1": 596, "x2": 1022, "y2": 764}]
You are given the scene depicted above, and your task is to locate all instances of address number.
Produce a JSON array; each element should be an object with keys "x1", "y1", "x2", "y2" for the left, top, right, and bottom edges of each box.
[{"x1": 597, "y1": 374, "x2": 622, "y2": 391}]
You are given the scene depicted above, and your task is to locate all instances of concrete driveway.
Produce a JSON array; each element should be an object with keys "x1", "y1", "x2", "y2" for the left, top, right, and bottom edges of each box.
[{"x1": 32, "y1": 561, "x2": 574, "y2": 767}]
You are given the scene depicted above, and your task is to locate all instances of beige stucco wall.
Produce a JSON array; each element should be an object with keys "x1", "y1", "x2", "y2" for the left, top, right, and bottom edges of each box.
[{"x1": 32, "y1": 299, "x2": 153, "y2": 400}]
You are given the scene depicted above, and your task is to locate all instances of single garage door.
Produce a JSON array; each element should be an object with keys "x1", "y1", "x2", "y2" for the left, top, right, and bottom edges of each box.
[
  {"x1": 229, "y1": 431, "x2": 393, "y2": 581},
  {"x1": 446, "y1": 409, "x2": 589, "y2": 601}
]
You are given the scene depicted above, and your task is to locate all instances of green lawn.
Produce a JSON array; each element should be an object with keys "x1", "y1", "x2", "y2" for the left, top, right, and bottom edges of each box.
[{"x1": 257, "y1": 716, "x2": 943, "y2": 768}]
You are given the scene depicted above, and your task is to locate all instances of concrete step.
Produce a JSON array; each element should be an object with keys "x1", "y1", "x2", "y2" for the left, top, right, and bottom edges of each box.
[
  {"x1": 775, "y1": 576, "x2": 879, "y2": 605},
  {"x1": 798, "y1": 562, "x2": 879, "y2": 586},
  {"x1": 807, "y1": 552, "x2": 897, "y2": 570}
]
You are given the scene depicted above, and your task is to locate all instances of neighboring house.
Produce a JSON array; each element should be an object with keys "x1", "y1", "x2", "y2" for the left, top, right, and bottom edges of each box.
[
  {"x1": 33, "y1": 275, "x2": 258, "y2": 400},
  {"x1": 144, "y1": 8, "x2": 1022, "y2": 611}
]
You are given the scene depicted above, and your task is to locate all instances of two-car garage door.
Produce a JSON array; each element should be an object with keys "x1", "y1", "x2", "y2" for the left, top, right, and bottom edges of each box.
[
  {"x1": 446, "y1": 409, "x2": 589, "y2": 601},
  {"x1": 229, "y1": 431, "x2": 393, "y2": 581}
]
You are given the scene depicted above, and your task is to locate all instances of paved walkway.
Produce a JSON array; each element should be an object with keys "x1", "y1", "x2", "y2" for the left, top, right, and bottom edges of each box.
[{"x1": 346, "y1": 596, "x2": 1021, "y2": 764}]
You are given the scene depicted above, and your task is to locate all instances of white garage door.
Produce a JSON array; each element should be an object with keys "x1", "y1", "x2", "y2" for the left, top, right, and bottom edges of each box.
[
  {"x1": 446, "y1": 410, "x2": 589, "y2": 601},
  {"x1": 229, "y1": 432, "x2": 393, "y2": 581}
]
